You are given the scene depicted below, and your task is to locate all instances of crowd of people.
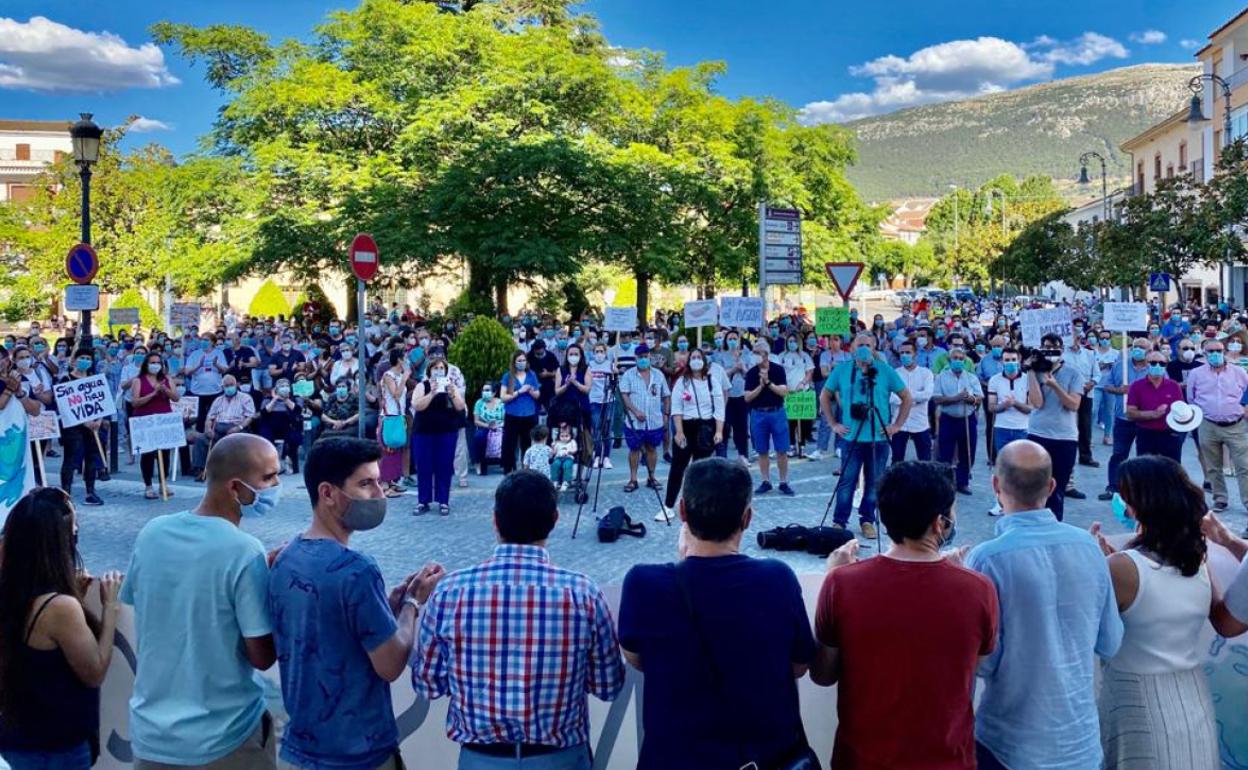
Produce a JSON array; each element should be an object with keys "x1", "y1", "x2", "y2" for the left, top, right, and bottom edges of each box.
[{"x1": 1, "y1": 431, "x2": 1247, "y2": 770}]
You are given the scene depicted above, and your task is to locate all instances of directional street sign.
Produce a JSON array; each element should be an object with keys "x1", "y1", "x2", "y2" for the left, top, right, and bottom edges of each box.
[
  {"x1": 65, "y1": 243, "x2": 98, "y2": 285},
  {"x1": 1148, "y1": 272, "x2": 1171, "y2": 292},
  {"x1": 349, "y1": 233, "x2": 380, "y2": 282},
  {"x1": 760, "y1": 205, "x2": 803, "y2": 287},
  {"x1": 825, "y1": 262, "x2": 865, "y2": 302},
  {"x1": 64, "y1": 284, "x2": 100, "y2": 312}
]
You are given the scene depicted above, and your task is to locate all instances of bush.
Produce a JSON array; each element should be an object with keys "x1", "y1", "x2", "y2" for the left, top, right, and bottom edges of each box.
[
  {"x1": 248, "y1": 279, "x2": 291, "y2": 319},
  {"x1": 108, "y1": 288, "x2": 162, "y2": 336},
  {"x1": 448, "y1": 316, "x2": 516, "y2": 401},
  {"x1": 292, "y1": 283, "x2": 337, "y2": 325},
  {"x1": 445, "y1": 289, "x2": 495, "y2": 322}
]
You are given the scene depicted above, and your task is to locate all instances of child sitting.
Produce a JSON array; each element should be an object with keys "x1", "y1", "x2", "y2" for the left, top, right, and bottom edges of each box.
[
  {"x1": 551, "y1": 423, "x2": 578, "y2": 491},
  {"x1": 522, "y1": 424, "x2": 553, "y2": 480}
]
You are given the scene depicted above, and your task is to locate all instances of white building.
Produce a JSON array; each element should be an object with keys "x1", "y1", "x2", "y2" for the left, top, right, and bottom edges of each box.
[{"x1": 0, "y1": 120, "x2": 71, "y2": 203}]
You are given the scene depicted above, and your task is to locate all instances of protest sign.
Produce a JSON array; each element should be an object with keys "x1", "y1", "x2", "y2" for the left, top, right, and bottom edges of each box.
[
  {"x1": 128, "y1": 413, "x2": 188, "y2": 453},
  {"x1": 603, "y1": 306, "x2": 638, "y2": 333},
  {"x1": 784, "y1": 390, "x2": 818, "y2": 421},
  {"x1": 177, "y1": 397, "x2": 199, "y2": 422},
  {"x1": 53, "y1": 375, "x2": 116, "y2": 427},
  {"x1": 719, "y1": 296, "x2": 765, "y2": 329},
  {"x1": 27, "y1": 412, "x2": 61, "y2": 442},
  {"x1": 1102, "y1": 302, "x2": 1148, "y2": 333},
  {"x1": 1020, "y1": 307, "x2": 1073, "y2": 348},
  {"x1": 169, "y1": 303, "x2": 201, "y2": 330},
  {"x1": 815, "y1": 307, "x2": 850, "y2": 336},
  {"x1": 107, "y1": 307, "x2": 140, "y2": 327},
  {"x1": 682, "y1": 299, "x2": 718, "y2": 328}
]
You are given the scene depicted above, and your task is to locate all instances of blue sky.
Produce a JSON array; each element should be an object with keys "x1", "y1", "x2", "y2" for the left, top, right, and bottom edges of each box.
[{"x1": 0, "y1": 0, "x2": 1240, "y2": 156}]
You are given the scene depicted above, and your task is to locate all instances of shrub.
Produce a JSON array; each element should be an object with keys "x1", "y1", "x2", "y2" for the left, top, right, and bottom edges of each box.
[
  {"x1": 248, "y1": 279, "x2": 291, "y2": 319},
  {"x1": 448, "y1": 316, "x2": 516, "y2": 401},
  {"x1": 292, "y1": 283, "x2": 337, "y2": 325},
  {"x1": 445, "y1": 289, "x2": 495, "y2": 322},
  {"x1": 108, "y1": 288, "x2": 162, "y2": 336}
]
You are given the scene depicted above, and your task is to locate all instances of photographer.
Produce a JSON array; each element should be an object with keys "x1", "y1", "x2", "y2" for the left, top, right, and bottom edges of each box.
[
  {"x1": 1025, "y1": 333, "x2": 1085, "y2": 520},
  {"x1": 822, "y1": 333, "x2": 912, "y2": 539}
]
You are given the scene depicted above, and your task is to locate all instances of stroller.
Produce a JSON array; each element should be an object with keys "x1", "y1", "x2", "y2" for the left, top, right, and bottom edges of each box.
[{"x1": 547, "y1": 399, "x2": 591, "y2": 505}]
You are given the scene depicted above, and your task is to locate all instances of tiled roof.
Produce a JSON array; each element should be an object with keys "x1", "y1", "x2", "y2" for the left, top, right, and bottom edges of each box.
[{"x1": 0, "y1": 120, "x2": 71, "y2": 133}]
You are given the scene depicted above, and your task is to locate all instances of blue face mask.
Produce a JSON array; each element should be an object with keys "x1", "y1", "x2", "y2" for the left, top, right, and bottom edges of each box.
[
  {"x1": 854, "y1": 347, "x2": 873, "y2": 363},
  {"x1": 950, "y1": 359, "x2": 965, "y2": 372},
  {"x1": 677, "y1": 340, "x2": 689, "y2": 351},
  {"x1": 336, "y1": 387, "x2": 350, "y2": 399},
  {"x1": 975, "y1": 344, "x2": 986, "y2": 355},
  {"x1": 132, "y1": 353, "x2": 145, "y2": 365},
  {"x1": 238, "y1": 480, "x2": 282, "y2": 519},
  {"x1": 620, "y1": 342, "x2": 633, "y2": 352},
  {"x1": 1209, "y1": 352, "x2": 1225, "y2": 367},
  {"x1": 636, "y1": 358, "x2": 651, "y2": 371},
  {"x1": 726, "y1": 338, "x2": 739, "y2": 350},
  {"x1": 935, "y1": 330, "x2": 946, "y2": 339},
  {"x1": 900, "y1": 353, "x2": 914, "y2": 367},
  {"x1": 991, "y1": 346, "x2": 1003, "y2": 359},
  {"x1": 556, "y1": 339, "x2": 568, "y2": 350},
  {"x1": 224, "y1": 386, "x2": 238, "y2": 397},
  {"x1": 787, "y1": 341, "x2": 798, "y2": 352},
  {"x1": 1003, "y1": 362, "x2": 1020, "y2": 376},
  {"x1": 1130, "y1": 348, "x2": 1146, "y2": 362},
  {"x1": 1147, "y1": 363, "x2": 1165, "y2": 377},
  {"x1": 938, "y1": 515, "x2": 957, "y2": 547},
  {"x1": 75, "y1": 358, "x2": 92, "y2": 372},
  {"x1": 1111, "y1": 492, "x2": 1136, "y2": 531}
]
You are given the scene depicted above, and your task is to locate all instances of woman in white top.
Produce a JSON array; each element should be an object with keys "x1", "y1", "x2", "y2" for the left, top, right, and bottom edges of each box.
[
  {"x1": 1097, "y1": 455, "x2": 1217, "y2": 770},
  {"x1": 328, "y1": 342, "x2": 359, "y2": 387},
  {"x1": 378, "y1": 348, "x2": 410, "y2": 497},
  {"x1": 778, "y1": 332, "x2": 815, "y2": 457},
  {"x1": 662, "y1": 348, "x2": 725, "y2": 518}
]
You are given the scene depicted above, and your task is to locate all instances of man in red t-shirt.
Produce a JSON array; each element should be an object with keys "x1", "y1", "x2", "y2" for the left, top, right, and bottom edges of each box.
[
  {"x1": 1125, "y1": 349, "x2": 1186, "y2": 463},
  {"x1": 810, "y1": 460, "x2": 998, "y2": 770}
]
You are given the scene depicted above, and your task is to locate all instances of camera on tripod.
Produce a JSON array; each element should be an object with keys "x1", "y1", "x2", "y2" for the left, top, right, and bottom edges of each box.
[
  {"x1": 850, "y1": 401, "x2": 870, "y2": 421},
  {"x1": 1024, "y1": 347, "x2": 1061, "y2": 374}
]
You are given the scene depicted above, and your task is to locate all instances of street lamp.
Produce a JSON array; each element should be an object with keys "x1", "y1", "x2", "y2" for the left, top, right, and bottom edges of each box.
[
  {"x1": 1187, "y1": 73, "x2": 1235, "y2": 301},
  {"x1": 69, "y1": 113, "x2": 102, "y2": 352},
  {"x1": 1078, "y1": 151, "x2": 1109, "y2": 222},
  {"x1": 985, "y1": 189, "x2": 1007, "y2": 298}
]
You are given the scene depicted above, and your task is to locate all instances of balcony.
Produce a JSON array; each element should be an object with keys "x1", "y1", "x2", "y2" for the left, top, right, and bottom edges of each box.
[{"x1": 1227, "y1": 64, "x2": 1248, "y2": 91}]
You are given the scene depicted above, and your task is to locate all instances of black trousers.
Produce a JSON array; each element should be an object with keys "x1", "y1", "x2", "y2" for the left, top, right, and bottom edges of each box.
[
  {"x1": 665, "y1": 419, "x2": 715, "y2": 508},
  {"x1": 1077, "y1": 394, "x2": 1094, "y2": 462},
  {"x1": 983, "y1": 398, "x2": 997, "y2": 464},
  {"x1": 502, "y1": 414, "x2": 538, "y2": 474},
  {"x1": 140, "y1": 449, "x2": 170, "y2": 487},
  {"x1": 60, "y1": 425, "x2": 97, "y2": 495},
  {"x1": 1028, "y1": 435, "x2": 1076, "y2": 521}
]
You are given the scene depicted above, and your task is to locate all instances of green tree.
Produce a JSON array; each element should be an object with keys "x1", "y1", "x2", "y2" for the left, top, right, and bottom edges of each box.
[{"x1": 248, "y1": 279, "x2": 292, "y2": 318}]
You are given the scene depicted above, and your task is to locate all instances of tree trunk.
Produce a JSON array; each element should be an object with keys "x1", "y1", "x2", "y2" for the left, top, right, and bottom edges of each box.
[
  {"x1": 344, "y1": 276, "x2": 358, "y2": 323},
  {"x1": 635, "y1": 272, "x2": 650, "y2": 332},
  {"x1": 495, "y1": 278, "x2": 509, "y2": 317},
  {"x1": 465, "y1": 258, "x2": 496, "y2": 314}
]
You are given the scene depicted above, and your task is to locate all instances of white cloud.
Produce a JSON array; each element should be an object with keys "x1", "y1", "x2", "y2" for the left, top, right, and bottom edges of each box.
[
  {"x1": 0, "y1": 16, "x2": 178, "y2": 93},
  {"x1": 1129, "y1": 30, "x2": 1167, "y2": 44},
  {"x1": 800, "y1": 32, "x2": 1130, "y2": 125},
  {"x1": 1037, "y1": 32, "x2": 1129, "y2": 65},
  {"x1": 1180, "y1": 39, "x2": 1202, "y2": 50},
  {"x1": 127, "y1": 117, "x2": 171, "y2": 133}
]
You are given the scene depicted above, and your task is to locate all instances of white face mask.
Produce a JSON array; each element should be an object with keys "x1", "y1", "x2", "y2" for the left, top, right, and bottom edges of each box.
[
  {"x1": 1180, "y1": 349, "x2": 1196, "y2": 362},
  {"x1": 690, "y1": 358, "x2": 705, "y2": 372},
  {"x1": 567, "y1": 354, "x2": 581, "y2": 365},
  {"x1": 594, "y1": 352, "x2": 607, "y2": 364}
]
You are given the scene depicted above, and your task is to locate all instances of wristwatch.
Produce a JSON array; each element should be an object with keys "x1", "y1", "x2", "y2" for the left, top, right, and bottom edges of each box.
[{"x1": 403, "y1": 595, "x2": 422, "y2": 613}]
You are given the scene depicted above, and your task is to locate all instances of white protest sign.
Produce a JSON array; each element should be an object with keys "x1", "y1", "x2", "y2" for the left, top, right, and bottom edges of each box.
[
  {"x1": 682, "y1": 299, "x2": 718, "y2": 328},
  {"x1": 1102, "y1": 302, "x2": 1148, "y2": 333},
  {"x1": 27, "y1": 411, "x2": 61, "y2": 442},
  {"x1": 719, "y1": 296, "x2": 765, "y2": 329},
  {"x1": 1020, "y1": 306, "x2": 1073, "y2": 348},
  {"x1": 53, "y1": 375, "x2": 116, "y2": 427},
  {"x1": 603, "y1": 306, "x2": 638, "y2": 333},
  {"x1": 108, "y1": 307, "x2": 140, "y2": 326},
  {"x1": 128, "y1": 413, "x2": 188, "y2": 453},
  {"x1": 177, "y1": 397, "x2": 199, "y2": 422},
  {"x1": 170, "y1": 303, "x2": 201, "y2": 330}
]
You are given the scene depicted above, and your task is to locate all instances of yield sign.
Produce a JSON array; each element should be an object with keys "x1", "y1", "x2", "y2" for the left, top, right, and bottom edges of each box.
[{"x1": 825, "y1": 262, "x2": 864, "y2": 302}]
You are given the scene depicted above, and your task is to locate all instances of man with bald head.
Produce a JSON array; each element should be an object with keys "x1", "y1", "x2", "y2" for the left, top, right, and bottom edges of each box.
[
  {"x1": 965, "y1": 440, "x2": 1123, "y2": 770},
  {"x1": 121, "y1": 433, "x2": 283, "y2": 770}
]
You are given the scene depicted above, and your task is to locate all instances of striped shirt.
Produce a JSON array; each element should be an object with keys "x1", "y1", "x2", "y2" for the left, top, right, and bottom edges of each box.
[{"x1": 410, "y1": 544, "x2": 625, "y2": 748}]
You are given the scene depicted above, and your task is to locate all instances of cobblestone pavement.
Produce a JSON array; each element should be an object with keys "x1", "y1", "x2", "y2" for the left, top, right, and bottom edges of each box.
[{"x1": 64, "y1": 425, "x2": 1244, "y2": 586}]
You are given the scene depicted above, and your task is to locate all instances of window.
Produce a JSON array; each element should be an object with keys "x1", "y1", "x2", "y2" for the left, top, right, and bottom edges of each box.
[
  {"x1": 1137, "y1": 162, "x2": 1145, "y2": 194},
  {"x1": 1167, "y1": 164, "x2": 1175, "y2": 178},
  {"x1": 1154, "y1": 153, "x2": 1162, "y2": 183},
  {"x1": 7, "y1": 184, "x2": 34, "y2": 202},
  {"x1": 14, "y1": 144, "x2": 30, "y2": 161},
  {"x1": 1179, "y1": 141, "x2": 1187, "y2": 168}
]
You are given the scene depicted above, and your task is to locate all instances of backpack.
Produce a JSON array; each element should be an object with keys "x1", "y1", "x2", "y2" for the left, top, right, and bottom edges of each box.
[{"x1": 597, "y1": 506, "x2": 646, "y2": 543}]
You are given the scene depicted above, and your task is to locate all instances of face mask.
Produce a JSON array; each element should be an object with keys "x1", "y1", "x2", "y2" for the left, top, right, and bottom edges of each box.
[
  {"x1": 950, "y1": 359, "x2": 965, "y2": 372},
  {"x1": 854, "y1": 347, "x2": 873, "y2": 363},
  {"x1": 1111, "y1": 492, "x2": 1136, "y2": 531},
  {"x1": 787, "y1": 341, "x2": 798, "y2": 352},
  {"x1": 690, "y1": 358, "x2": 705, "y2": 372},
  {"x1": 16, "y1": 358, "x2": 32, "y2": 370},
  {"x1": 990, "y1": 346, "x2": 1003, "y2": 359},
  {"x1": 1180, "y1": 349, "x2": 1196, "y2": 362},
  {"x1": 806, "y1": 338, "x2": 817, "y2": 348},
  {"x1": 1209, "y1": 352, "x2": 1225, "y2": 367},
  {"x1": 1130, "y1": 348, "x2": 1146, "y2": 362},
  {"x1": 1231, "y1": 342, "x2": 1244, "y2": 353},
  {"x1": 556, "y1": 339, "x2": 569, "y2": 350},
  {"x1": 620, "y1": 342, "x2": 633, "y2": 352},
  {"x1": 935, "y1": 330, "x2": 946, "y2": 339},
  {"x1": 238, "y1": 480, "x2": 282, "y2": 519},
  {"x1": 713, "y1": 337, "x2": 724, "y2": 349},
  {"x1": 33, "y1": 343, "x2": 47, "y2": 353},
  {"x1": 329, "y1": 327, "x2": 341, "y2": 335},
  {"x1": 342, "y1": 495, "x2": 387, "y2": 531},
  {"x1": 276, "y1": 385, "x2": 291, "y2": 397},
  {"x1": 727, "y1": 339, "x2": 739, "y2": 350},
  {"x1": 916, "y1": 337, "x2": 928, "y2": 349},
  {"x1": 341, "y1": 350, "x2": 354, "y2": 360},
  {"x1": 148, "y1": 363, "x2": 163, "y2": 374},
  {"x1": 1099, "y1": 338, "x2": 1111, "y2": 348},
  {"x1": 567, "y1": 354, "x2": 581, "y2": 366},
  {"x1": 677, "y1": 340, "x2": 689, "y2": 351},
  {"x1": 1149, "y1": 328, "x2": 1160, "y2": 336},
  {"x1": 293, "y1": 380, "x2": 315, "y2": 397},
  {"x1": 768, "y1": 327, "x2": 778, "y2": 336},
  {"x1": 515, "y1": 361, "x2": 527, "y2": 371},
  {"x1": 482, "y1": 389, "x2": 494, "y2": 399},
  {"x1": 75, "y1": 359, "x2": 92, "y2": 372},
  {"x1": 645, "y1": 339, "x2": 656, "y2": 348},
  {"x1": 282, "y1": 343, "x2": 293, "y2": 352},
  {"x1": 1147, "y1": 363, "x2": 1165, "y2": 377},
  {"x1": 176, "y1": 385, "x2": 186, "y2": 397},
  {"x1": 107, "y1": 347, "x2": 119, "y2": 356},
  {"x1": 224, "y1": 386, "x2": 238, "y2": 397},
  {"x1": 636, "y1": 358, "x2": 651, "y2": 371},
  {"x1": 975, "y1": 344, "x2": 986, "y2": 355},
  {"x1": 938, "y1": 515, "x2": 957, "y2": 547},
  {"x1": 1, "y1": 341, "x2": 11, "y2": 350},
  {"x1": 1003, "y1": 362, "x2": 1020, "y2": 376},
  {"x1": 900, "y1": 353, "x2": 914, "y2": 367}
]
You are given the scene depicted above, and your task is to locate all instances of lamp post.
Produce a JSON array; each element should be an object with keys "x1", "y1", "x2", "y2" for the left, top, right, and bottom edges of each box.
[
  {"x1": 1187, "y1": 73, "x2": 1235, "y2": 301},
  {"x1": 69, "y1": 113, "x2": 102, "y2": 352},
  {"x1": 985, "y1": 189, "x2": 1007, "y2": 298},
  {"x1": 1078, "y1": 151, "x2": 1109, "y2": 222}
]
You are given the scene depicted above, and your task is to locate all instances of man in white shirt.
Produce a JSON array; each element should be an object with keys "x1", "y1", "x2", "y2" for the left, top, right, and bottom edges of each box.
[
  {"x1": 618, "y1": 345, "x2": 670, "y2": 492},
  {"x1": 986, "y1": 347, "x2": 1034, "y2": 517},
  {"x1": 1063, "y1": 334, "x2": 1099, "y2": 469},
  {"x1": 932, "y1": 346, "x2": 983, "y2": 494},
  {"x1": 890, "y1": 340, "x2": 933, "y2": 462}
]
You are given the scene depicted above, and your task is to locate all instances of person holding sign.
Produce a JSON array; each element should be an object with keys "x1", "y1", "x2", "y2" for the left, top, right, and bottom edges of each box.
[
  {"x1": 55, "y1": 351, "x2": 105, "y2": 507},
  {"x1": 0, "y1": 356, "x2": 39, "y2": 521},
  {"x1": 130, "y1": 352, "x2": 180, "y2": 500}
]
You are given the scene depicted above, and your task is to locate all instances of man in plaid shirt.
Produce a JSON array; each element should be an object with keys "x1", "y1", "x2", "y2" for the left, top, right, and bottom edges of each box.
[{"x1": 411, "y1": 470, "x2": 625, "y2": 768}]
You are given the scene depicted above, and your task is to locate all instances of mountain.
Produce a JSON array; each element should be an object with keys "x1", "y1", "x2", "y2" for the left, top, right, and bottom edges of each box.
[{"x1": 841, "y1": 63, "x2": 1201, "y2": 202}]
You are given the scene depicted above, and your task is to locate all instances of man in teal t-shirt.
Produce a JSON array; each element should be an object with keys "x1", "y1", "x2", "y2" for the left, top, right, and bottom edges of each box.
[{"x1": 820, "y1": 334, "x2": 912, "y2": 538}]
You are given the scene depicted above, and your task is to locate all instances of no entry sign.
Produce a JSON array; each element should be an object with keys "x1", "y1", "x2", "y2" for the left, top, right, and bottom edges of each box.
[{"x1": 350, "y1": 233, "x2": 379, "y2": 282}]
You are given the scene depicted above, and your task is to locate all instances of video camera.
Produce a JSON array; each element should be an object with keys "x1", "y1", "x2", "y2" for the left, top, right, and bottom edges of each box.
[{"x1": 1022, "y1": 346, "x2": 1062, "y2": 374}]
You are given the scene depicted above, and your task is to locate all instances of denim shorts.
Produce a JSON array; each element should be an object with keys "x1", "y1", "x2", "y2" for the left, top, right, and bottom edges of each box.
[
  {"x1": 623, "y1": 426, "x2": 664, "y2": 451},
  {"x1": 750, "y1": 409, "x2": 791, "y2": 454}
]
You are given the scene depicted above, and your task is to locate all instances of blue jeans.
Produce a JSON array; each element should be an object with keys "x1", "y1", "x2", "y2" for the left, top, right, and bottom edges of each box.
[
  {"x1": 458, "y1": 745, "x2": 590, "y2": 770},
  {"x1": 1028, "y1": 434, "x2": 1076, "y2": 521},
  {"x1": 937, "y1": 413, "x2": 977, "y2": 488},
  {"x1": 890, "y1": 429, "x2": 932, "y2": 463},
  {"x1": 993, "y1": 427, "x2": 1029, "y2": 457},
  {"x1": 1105, "y1": 418, "x2": 1137, "y2": 492},
  {"x1": 551, "y1": 456, "x2": 575, "y2": 484},
  {"x1": 834, "y1": 440, "x2": 891, "y2": 525},
  {"x1": 1092, "y1": 389, "x2": 1114, "y2": 434},
  {"x1": 3, "y1": 742, "x2": 91, "y2": 770},
  {"x1": 589, "y1": 402, "x2": 612, "y2": 459},
  {"x1": 412, "y1": 430, "x2": 457, "y2": 505}
]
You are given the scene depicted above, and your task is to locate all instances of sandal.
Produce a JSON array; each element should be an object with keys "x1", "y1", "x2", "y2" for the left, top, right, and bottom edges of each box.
[
  {"x1": 623, "y1": 480, "x2": 639, "y2": 493},
  {"x1": 385, "y1": 486, "x2": 404, "y2": 498},
  {"x1": 144, "y1": 489, "x2": 158, "y2": 500},
  {"x1": 646, "y1": 477, "x2": 662, "y2": 491}
]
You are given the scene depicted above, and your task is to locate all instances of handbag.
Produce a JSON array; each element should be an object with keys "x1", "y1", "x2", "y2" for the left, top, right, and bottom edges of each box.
[
  {"x1": 597, "y1": 505, "x2": 646, "y2": 543},
  {"x1": 689, "y1": 377, "x2": 717, "y2": 454},
  {"x1": 381, "y1": 415, "x2": 407, "y2": 449},
  {"x1": 485, "y1": 426, "x2": 503, "y2": 459},
  {"x1": 674, "y1": 564, "x2": 821, "y2": 770}
]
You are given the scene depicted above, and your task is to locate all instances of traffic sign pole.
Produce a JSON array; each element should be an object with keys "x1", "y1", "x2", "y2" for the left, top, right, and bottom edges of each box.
[
  {"x1": 349, "y1": 233, "x2": 380, "y2": 439},
  {"x1": 358, "y1": 279, "x2": 367, "y2": 439}
]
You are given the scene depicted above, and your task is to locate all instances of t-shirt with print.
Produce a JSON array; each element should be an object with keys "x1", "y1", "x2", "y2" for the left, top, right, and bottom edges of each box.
[
  {"x1": 523, "y1": 444, "x2": 553, "y2": 477},
  {"x1": 268, "y1": 537, "x2": 399, "y2": 770}
]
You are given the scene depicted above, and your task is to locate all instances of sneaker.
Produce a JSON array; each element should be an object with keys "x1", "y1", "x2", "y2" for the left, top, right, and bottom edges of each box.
[
  {"x1": 83, "y1": 493, "x2": 103, "y2": 506},
  {"x1": 830, "y1": 522, "x2": 847, "y2": 530},
  {"x1": 654, "y1": 507, "x2": 674, "y2": 522},
  {"x1": 413, "y1": 503, "x2": 431, "y2": 516},
  {"x1": 755, "y1": 480, "x2": 773, "y2": 495},
  {"x1": 861, "y1": 522, "x2": 878, "y2": 539},
  {"x1": 97, "y1": 469, "x2": 111, "y2": 482},
  {"x1": 282, "y1": 459, "x2": 294, "y2": 475},
  {"x1": 603, "y1": 458, "x2": 614, "y2": 470},
  {"x1": 1066, "y1": 488, "x2": 1087, "y2": 500},
  {"x1": 805, "y1": 450, "x2": 823, "y2": 461},
  {"x1": 592, "y1": 458, "x2": 602, "y2": 469},
  {"x1": 1097, "y1": 490, "x2": 1114, "y2": 501},
  {"x1": 787, "y1": 448, "x2": 798, "y2": 458},
  {"x1": 778, "y1": 482, "x2": 795, "y2": 497},
  {"x1": 1204, "y1": 480, "x2": 1213, "y2": 492},
  {"x1": 439, "y1": 504, "x2": 450, "y2": 517},
  {"x1": 1214, "y1": 500, "x2": 1229, "y2": 512},
  {"x1": 988, "y1": 504, "x2": 1003, "y2": 517},
  {"x1": 559, "y1": 482, "x2": 568, "y2": 492}
]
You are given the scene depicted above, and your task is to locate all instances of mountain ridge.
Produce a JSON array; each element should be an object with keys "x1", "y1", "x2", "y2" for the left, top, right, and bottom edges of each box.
[{"x1": 840, "y1": 63, "x2": 1201, "y2": 202}]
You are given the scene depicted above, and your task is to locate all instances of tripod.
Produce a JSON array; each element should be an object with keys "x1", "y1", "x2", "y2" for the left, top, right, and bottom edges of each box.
[
  {"x1": 819, "y1": 364, "x2": 887, "y2": 554},
  {"x1": 572, "y1": 372, "x2": 619, "y2": 538}
]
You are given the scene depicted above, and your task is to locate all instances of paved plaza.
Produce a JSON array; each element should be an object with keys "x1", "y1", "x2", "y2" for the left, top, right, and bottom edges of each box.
[{"x1": 64, "y1": 424, "x2": 1245, "y2": 587}]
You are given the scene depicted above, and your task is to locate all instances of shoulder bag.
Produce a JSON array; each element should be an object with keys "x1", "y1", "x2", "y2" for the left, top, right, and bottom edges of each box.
[{"x1": 689, "y1": 377, "x2": 717, "y2": 454}]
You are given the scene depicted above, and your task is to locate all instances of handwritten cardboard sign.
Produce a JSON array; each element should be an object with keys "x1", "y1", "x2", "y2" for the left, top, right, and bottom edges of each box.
[{"x1": 53, "y1": 375, "x2": 116, "y2": 428}]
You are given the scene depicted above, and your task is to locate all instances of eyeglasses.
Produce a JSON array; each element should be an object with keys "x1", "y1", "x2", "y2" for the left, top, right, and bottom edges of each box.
[{"x1": 1179, "y1": 346, "x2": 1195, "y2": 351}]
